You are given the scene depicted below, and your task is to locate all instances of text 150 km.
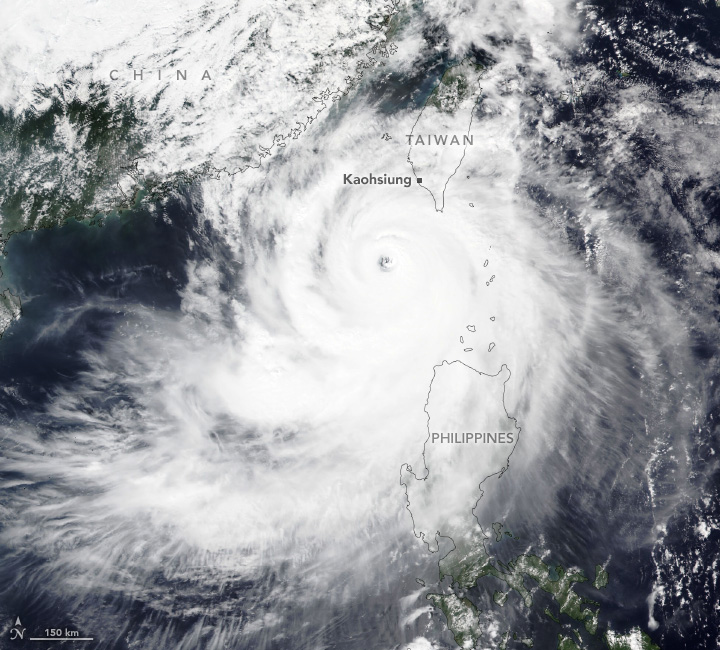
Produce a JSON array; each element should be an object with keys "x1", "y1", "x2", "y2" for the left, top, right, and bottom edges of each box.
[{"x1": 45, "y1": 629, "x2": 79, "y2": 637}]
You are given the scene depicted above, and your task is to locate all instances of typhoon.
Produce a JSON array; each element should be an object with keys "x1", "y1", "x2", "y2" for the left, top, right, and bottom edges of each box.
[{"x1": 0, "y1": 1, "x2": 719, "y2": 649}]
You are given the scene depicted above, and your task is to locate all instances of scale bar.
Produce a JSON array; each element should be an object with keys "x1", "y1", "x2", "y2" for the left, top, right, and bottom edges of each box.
[{"x1": 28, "y1": 638, "x2": 94, "y2": 642}]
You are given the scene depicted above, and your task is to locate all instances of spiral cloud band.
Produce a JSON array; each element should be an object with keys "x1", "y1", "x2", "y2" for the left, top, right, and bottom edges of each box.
[{"x1": 1, "y1": 0, "x2": 717, "y2": 648}]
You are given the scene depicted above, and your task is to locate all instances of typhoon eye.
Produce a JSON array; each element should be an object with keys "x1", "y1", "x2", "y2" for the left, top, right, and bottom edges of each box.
[{"x1": 379, "y1": 256, "x2": 395, "y2": 270}]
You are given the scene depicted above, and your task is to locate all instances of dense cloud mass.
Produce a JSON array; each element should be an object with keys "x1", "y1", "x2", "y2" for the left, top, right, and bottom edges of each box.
[{"x1": 1, "y1": 1, "x2": 719, "y2": 649}]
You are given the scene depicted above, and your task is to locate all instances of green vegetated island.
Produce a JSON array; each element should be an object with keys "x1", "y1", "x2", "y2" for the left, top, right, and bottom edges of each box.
[{"x1": 425, "y1": 522, "x2": 660, "y2": 650}]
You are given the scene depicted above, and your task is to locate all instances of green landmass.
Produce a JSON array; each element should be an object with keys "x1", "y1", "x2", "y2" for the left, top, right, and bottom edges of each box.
[
  {"x1": 425, "y1": 59, "x2": 484, "y2": 113},
  {"x1": 594, "y1": 565, "x2": 609, "y2": 590},
  {"x1": 0, "y1": 2, "x2": 403, "y2": 248},
  {"x1": 604, "y1": 628, "x2": 660, "y2": 650},
  {"x1": 584, "y1": 608, "x2": 599, "y2": 635},
  {"x1": 558, "y1": 634, "x2": 584, "y2": 650},
  {"x1": 0, "y1": 288, "x2": 21, "y2": 337},
  {"x1": 0, "y1": 81, "x2": 144, "y2": 242},
  {"x1": 426, "y1": 592, "x2": 482, "y2": 649},
  {"x1": 498, "y1": 631, "x2": 510, "y2": 649},
  {"x1": 493, "y1": 590, "x2": 509, "y2": 606},
  {"x1": 439, "y1": 530, "x2": 497, "y2": 591},
  {"x1": 503, "y1": 632, "x2": 534, "y2": 648},
  {"x1": 427, "y1": 524, "x2": 662, "y2": 650},
  {"x1": 441, "y1": 540, "x2": 600, "y2": 632},
  {"x1": 545, "y1": 607, "x2": 561, "y2": 623},
  {"x1": 493, "y1": 522, "x2": 504, "y2": 541}
]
